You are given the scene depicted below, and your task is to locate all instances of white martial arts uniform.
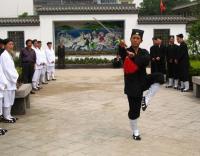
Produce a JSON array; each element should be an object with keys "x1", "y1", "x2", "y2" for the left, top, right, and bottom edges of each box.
[
  {"x1": 39, "y1": 48, "x2": 47, "y2": 83},
  {"x1": 45, "y1": 47, "x2": 56, "y2": 80},
  {"x1": 0, "y1": 64, "x2": 8, "y2": 116},
  {"x1": 0, "y1": 50, "x2": 18, "y2": 120},
  {"x1": 32, "y1": 47, "x2": 43, "y2": 88}
]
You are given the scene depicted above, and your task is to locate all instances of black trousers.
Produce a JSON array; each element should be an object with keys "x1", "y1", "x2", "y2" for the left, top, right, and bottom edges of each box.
[
  {"x1": 127, "y1": 73, "x2": 164, "y2": 120},
  {"x1": 58, "y1": 57, "x2": 65, "y2": 69},
  {"x1": 167, "y1": 63, "x2": 175, "y2": 78},
  {"x1": 127, "y1": 96, "x2": 142, "y2": 120},
  {"x1": 22, "y1": 63, "x2": 35, "y2": 83}
]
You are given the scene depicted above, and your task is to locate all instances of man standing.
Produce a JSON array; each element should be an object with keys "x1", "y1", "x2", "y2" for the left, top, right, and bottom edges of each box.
[
  {"x1": 38, "y1": 41, "x2": 48, "y2": 84},
  {"x1": 57, "y1": 42, "x2": 65, "y2": 69},
  {"x1": 20, "y1": 39, "x2": 36, "y2": 94},
  {"x1": 156, "y1": 37, "x2": 166, "y2": 75},
  {"x1": 118, "y1": 29, "x2": 164, "y2": 141},
  {"x1": 176, "y1": 34, "x2": 190, "y2": 92},
  {"x1": 166, "y1": 36, "x2": 179, "y2": 88},
  {"x1": 0, "y1": 57, "x2": 8, "y2": 135},
  {"x1": 32, "y1": 39, "x2": 43, "y2": 90},
  {"x1": 150, "y1": 37, "x2": 158, "y2": 74},
  {"x1": 0, "y1": 39, "x2": 19, "y2": 123},
  {"x1": 45, "y1": 42, "x2": 56, "y2": 81}
]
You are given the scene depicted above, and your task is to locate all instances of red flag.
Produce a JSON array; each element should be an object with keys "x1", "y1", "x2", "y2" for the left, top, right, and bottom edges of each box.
[{"x1": 160, "y1": 0, "x2": 166, "y2": 14}]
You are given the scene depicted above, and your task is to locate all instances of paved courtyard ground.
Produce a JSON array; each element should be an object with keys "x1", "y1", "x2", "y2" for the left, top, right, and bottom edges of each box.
[{"x1": 0, "y1": 69, "x2": 200, "y2": 156}]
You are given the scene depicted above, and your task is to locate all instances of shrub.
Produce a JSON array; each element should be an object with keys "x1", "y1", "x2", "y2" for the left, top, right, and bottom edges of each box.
[{"x1": 65, "y1": 58, "x2": 112, "y2": 64}]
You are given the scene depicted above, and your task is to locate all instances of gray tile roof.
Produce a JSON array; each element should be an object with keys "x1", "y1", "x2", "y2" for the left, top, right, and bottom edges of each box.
[
  {"x1": 138, "y1": 15, "x2": 194, "y2": 24},
  {"x1": 36, "y1": 4, "x2": 138, "y2": 15},
  {"x1": 0, "y1": 16, "x2": 40, "y2": 26}
]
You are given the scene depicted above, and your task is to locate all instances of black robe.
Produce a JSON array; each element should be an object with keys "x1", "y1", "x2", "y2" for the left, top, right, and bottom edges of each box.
[
  {"x1": 157, "y1": 45, "x2": 166, "y2": 74},
  {"x1": 118, "y1": 46, "x2": 150, "y2": 97},
  {"x1": 150, "y1": 45, "x2": 157, "y2": 74},
  {"x1": 177, "y1": 42, "x2": 190, "y2": 81},
  {"x1": 166, "y1": 44, "x2": 179, "y2": 78}
]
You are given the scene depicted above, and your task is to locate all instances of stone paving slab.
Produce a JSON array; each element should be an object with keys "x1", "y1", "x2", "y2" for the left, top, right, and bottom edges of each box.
[{"x1": 0, "y1": 69, "x2": 199, "y2": 156}]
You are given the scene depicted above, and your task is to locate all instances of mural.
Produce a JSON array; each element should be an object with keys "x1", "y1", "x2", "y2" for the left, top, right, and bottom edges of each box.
[{"x1": 54, "y1": 21, "x2": 124, "y2": 54}]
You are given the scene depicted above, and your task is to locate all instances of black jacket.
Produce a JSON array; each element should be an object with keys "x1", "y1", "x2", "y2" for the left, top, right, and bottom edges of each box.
[{"x1": 119, "y1": 46, "x2": 150, "y2": 97}]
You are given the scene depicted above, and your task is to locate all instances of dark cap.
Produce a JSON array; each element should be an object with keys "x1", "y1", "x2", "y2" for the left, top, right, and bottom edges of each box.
[
  {"x1": 176, "y1": 34, "x2": 184, "y2": 38},
  {"x1": 169, "y1": 35, "x2": 175, "y2": 39},
  {"x1": 0, "y1": 38, "x2": 4, "y2": 44},
  {"x1": 3, "y1": 38, "x2": 13, "y2": 45},
  {"x1": 47, "y1": 42, "x2": 52, "y2": 45},
  {"x1": 131, "y1": 29, "x2": 144, "y2": 39},
  {"x1": 32, "y1": 39, "x2": 38, "y2": 44}
]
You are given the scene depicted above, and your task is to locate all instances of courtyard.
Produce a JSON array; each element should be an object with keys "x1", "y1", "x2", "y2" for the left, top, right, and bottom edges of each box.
[{"x1": 0, "y1": 69, "x2": 200, "y2": 156}]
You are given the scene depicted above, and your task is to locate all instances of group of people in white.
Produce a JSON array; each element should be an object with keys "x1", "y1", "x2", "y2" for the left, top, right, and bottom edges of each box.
[
  {"x1": 0, "y1": 38, "x2": 56, "y2": 136},
  {"x1": 30, "y1": 40, "x2": 56, "y2": 91}
]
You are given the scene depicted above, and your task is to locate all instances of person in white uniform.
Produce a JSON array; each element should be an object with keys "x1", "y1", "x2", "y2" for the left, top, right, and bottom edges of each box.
[
  {"x1": 32, "y1": 39, "x2": 43, "y2": 90},
  {"x1": 0, "y1": 59, "x2": 8, "y2": 135},
  {"x1": 38, "y1": 41, "x2": 48, "y2": 84},
  {"x1": 45, "y1": 42, "x2": 56, "y2": 81},
  {"x1": 0, "y1": 39, "x2": 19, "y2": 123}
]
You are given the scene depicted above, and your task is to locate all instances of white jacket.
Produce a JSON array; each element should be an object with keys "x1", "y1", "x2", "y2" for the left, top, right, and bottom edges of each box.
[
  {"x1": 0, "y1": 63, "x2": 8, "y2": 98},
  {"x1": 0, "y1": 50, "x2": 18, "y2": 90},
  {"x1": 45, "y1": 48, "x2": 56, "y2": 67},
  {"x1": 32, "y1": 47, "x2": 43, "y2": 70},
  {"x1": 39, "y1": 48, "x2": 47, "y2": 65}
]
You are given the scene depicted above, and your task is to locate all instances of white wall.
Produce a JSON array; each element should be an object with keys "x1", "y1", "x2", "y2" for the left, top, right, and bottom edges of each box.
[
  {"x1": 0, "y1": 13, "x2": 187, "y2": 53},
  {"x1": 39, "y1": 14, "x2": 139, "y2": 49},
  {"x1": 134, "y1": 0, "x2": 143, "y2": 7},
  {"x1": 0, "y1": 0, "x2": 34, "y2": 17},
  {"x1": 136, "y1": 24, "x2": 187, "y2": 51},
  {"x1": 0, "y1": 26, "x2": 40, "y2": 47}
]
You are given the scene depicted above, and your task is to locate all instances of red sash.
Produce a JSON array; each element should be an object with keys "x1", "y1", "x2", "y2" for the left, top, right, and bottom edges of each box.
[{"x1": 123, "y1": 56, "x2": 138, "y2": 74}]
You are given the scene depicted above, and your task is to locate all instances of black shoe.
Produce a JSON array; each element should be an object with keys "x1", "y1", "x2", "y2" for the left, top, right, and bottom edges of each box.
[
  {"x1": 31, "y1": 91, "x2": 36, "y2": 94},
  {"x1": 52, "y1": 78, "x2": 56, "y2": 81},
  {"x1": 133, "y1": 135, "x2": 141, "y2": 141},
  {"x1": 0, "y1": 115, "x2": 3, "y2": 122},
  {"x1": 42, "y1": 82, "x2": 48, "y2": 84},
  {"x1": 141, "y1": 97, "x2": 147, "y2": 111}
]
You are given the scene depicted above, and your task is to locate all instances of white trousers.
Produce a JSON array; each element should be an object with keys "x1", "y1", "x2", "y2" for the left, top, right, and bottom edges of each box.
[
  {"x1": 40, "y1": 66, "x2": 47, "y2": 83},
  {"x1": 32, "y1": 69, "x2": 42, "y2": 88},
  {"x1": 3, "y1": 90, "x2": 15, "y2": 108},
  {"x1": 47, "y1": 66, "x2": 55, "y2": 80}
]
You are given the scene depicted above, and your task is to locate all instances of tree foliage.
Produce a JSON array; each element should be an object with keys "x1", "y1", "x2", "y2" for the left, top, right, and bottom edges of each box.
[
  {"x1": 139, "y1": 0, "x2": 190, "y2": 15},
  {"x1": 188, "y1": 20, "x2": 200, "y2": 55}
]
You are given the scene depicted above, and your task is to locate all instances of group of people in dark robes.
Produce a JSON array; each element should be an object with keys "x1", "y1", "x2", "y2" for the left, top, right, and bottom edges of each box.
[{"x1": 150, "y1": 34, "x2": 190, "y2": 92}]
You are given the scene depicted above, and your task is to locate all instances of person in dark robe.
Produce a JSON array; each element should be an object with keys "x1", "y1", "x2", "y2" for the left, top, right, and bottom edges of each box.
[
  {"x1": 156, "y1": 37, "x2": 166, "y2": 75},
  {"x1": 118, "y1": 29, "x2": 164, "y2": 141},
  {"x1": 176, "y1": 34, "x2": 190, "y2": 92},
  {"x1": 19, "y1": 39, "x2": 36, "y2": 94},
  {"x1": 57, "y1": 42, "x2": 65, "y2": 69},
  {"x1": 0, "y1": 38, "x2": 5, "y2": 55},
  {"x1": 166, "y1": 35, "x2": 179, "y2": 88},
  {"x1": 150, "y1": 37, "x2": 158, "y2": 74}
]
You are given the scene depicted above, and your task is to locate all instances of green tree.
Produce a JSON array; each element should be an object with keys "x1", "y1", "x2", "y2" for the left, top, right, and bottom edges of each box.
[
  {"x1": 139, "y1": 0, "x2": 190, "y2": 15},
  {"x1": 188, "y1": 20, "x2": 200, "y2": 55}
]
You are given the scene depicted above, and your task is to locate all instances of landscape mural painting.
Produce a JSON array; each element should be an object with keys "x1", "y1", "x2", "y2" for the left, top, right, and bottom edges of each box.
[{"x1": 54, "y1": 21, "x2": 124, "y2": 55}]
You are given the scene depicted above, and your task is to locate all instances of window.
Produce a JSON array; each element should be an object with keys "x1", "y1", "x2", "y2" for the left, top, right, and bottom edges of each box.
[
  {"x1": 8, "y1": 31, "x2": 24, "y2": 52},
  {"x1": 154, "y1": 29, "x2": 170, "y2": 46}
]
